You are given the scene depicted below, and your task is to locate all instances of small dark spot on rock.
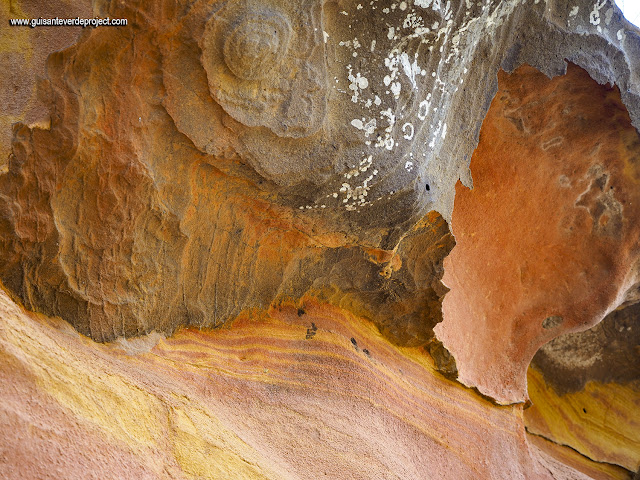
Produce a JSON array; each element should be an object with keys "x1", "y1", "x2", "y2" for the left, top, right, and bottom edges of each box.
[
  {"x1": 542, "y1": 315, "x2": 563, "y2": 330},
  {"x1": 350, "y1": 337, "x2": 357, "y2": 348},
  {"x1": 297, "y1": 308, "x2": 305, "y2": 317},
  {"x1": 305, "y1": 322, "x2": 317, "y2": 339},
  {"x1": 595, "y1": 173, "x2": 608, "y2": 191},
  {"x1": 363, "y1": 348, "x2": 370, "y2": 356},
  {"x1": 425, "y1": 183, "x2": 430, "y2": 191},
  {"x1": 582, "y1": 408, "x2": 587, "y2": 414}
]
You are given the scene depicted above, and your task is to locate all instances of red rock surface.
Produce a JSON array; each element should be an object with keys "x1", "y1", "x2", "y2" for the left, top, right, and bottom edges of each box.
[{"x1": 435, "y1": 63, "x2": 640, "y2": 405}]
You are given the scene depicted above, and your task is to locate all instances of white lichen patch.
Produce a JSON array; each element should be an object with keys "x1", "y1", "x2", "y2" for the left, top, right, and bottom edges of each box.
[
  {"x1": 402, "y1": 122, "x2": 415, "y2": 140},
  {"x1": 604, "y1": 7, "x2": 613, "y2": 25},
  {"x1": 589, "y1": 0, "x2": 607, "y2": 26},
  {"x1": 351, "y1": 117, "x2": 377, "y2": 136},
  {"x1": 400, "y1": 52, "x2": 421, "y2": 89},
  {"x1": 330, "y1": 155, "x2": 380, "y2": 210},
  {"x1": 315, "y1": 0, "x2": 546, "y2": 216},
  {"x1": 347, "y1": 65, "x2": 369, "y2": 103}
]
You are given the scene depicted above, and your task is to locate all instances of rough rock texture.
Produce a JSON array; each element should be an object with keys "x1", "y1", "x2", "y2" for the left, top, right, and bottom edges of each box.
[
  {"x1": 0, "y1": 0, "x2": 92, "y2": 164},
  {"x1": 1, "y1": 0, "x2": 640, "y2": 477},
  {"x1": 0, "y1": 288, "x2": 626, "y2": 479},
  {"x1": 434, "y1": 62, "x2": 640, "y2": 404},
  {"x1": 533, "y1": 302, "x2": 640, "y2": 395},
  {"x1": 1, "y1": 0, "x2": 639, "y2": 347},
  {"x1": 526, "y1": 366, "x2": 640, "y2": 472},
  {"x1": 524, "y1": 302, "x2": 640, "y2": 472}
]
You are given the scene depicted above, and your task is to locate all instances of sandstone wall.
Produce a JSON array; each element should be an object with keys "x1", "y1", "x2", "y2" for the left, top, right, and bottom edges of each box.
[{"x1": 1, "y1": 0, "x2": 639, "y2": 478}]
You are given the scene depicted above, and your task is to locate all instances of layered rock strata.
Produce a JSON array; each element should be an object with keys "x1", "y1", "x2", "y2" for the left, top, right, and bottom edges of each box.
[
  {"x1": 1, "y1": 0, "x2": 640, "y2": 478},
  {"x1": 0, "y1": 288, "x2": 629, "y2": 479}
]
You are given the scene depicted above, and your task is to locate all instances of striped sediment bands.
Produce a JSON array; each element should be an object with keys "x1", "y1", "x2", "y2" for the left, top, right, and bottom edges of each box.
[
  {"x1": 0, "y1": 288, "x2": 619, "y2": 479},
  {"x1": 526, "y1": 366, "x2": 640, "y2": 472}
]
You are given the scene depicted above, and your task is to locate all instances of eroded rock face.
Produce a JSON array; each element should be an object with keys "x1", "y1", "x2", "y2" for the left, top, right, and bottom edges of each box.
[
  {"x1": 0, "y1": 1, "x2": 92, "y2": 163},
  {"x1": 1, "y1": 0, "x2": 640, "y2": 477},
  {"x1": 524, "y1": 302, "x2": 640, "y2": 471},
  {"x1": 434, "y1": 63, "x2": 640, "y2": 405},
  {"x1": 533, "y1": 302, "x2": 640, "y2": 394},
  {"x1": 1, "y1": 0, "x2": 639, "y2": 349}
]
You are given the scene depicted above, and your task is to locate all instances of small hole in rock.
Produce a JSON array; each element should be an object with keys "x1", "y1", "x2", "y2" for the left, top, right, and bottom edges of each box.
[{"x1": 425, "y1": 183, "x2": 431, "y2": 191}]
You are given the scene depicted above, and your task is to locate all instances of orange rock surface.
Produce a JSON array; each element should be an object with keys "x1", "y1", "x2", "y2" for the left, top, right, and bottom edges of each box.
[
  {"x1": 2, "y1": 0, "x2": 640, "y2": 477},
  {"x1": 435, "y1": 64, "x2": 640, "y2": 405}
]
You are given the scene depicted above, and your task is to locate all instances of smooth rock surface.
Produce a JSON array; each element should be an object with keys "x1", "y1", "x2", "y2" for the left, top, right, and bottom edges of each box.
[{"x1": 0, "y1": 287, "x2": 613, "y2": 480}]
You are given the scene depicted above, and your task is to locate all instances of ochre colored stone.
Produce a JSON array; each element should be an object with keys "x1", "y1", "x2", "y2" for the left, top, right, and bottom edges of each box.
[
  {"x1": 435, "y1": 63, "x2": 640, "y2": 405},
  {"x1": 526, "y1": 366, "x2": 640, "y2": 472},
  {"x1": 0, "y1": 0, "x2": 92, "y2": 164},
  {"x1": 1, "y1": 0, "x2": 640, "y2": 476},
  {"x1": 525, "y1": 301, "x2": 640, "y2": 472}
]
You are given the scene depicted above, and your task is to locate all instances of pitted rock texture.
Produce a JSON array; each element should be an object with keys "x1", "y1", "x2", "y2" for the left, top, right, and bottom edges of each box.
[
  {"x1": 434, "y1": 63, "x2": 640, "y2": 405},
  {"x1": 1, "y1": 0, "x2": 640, "y2": 350}
]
